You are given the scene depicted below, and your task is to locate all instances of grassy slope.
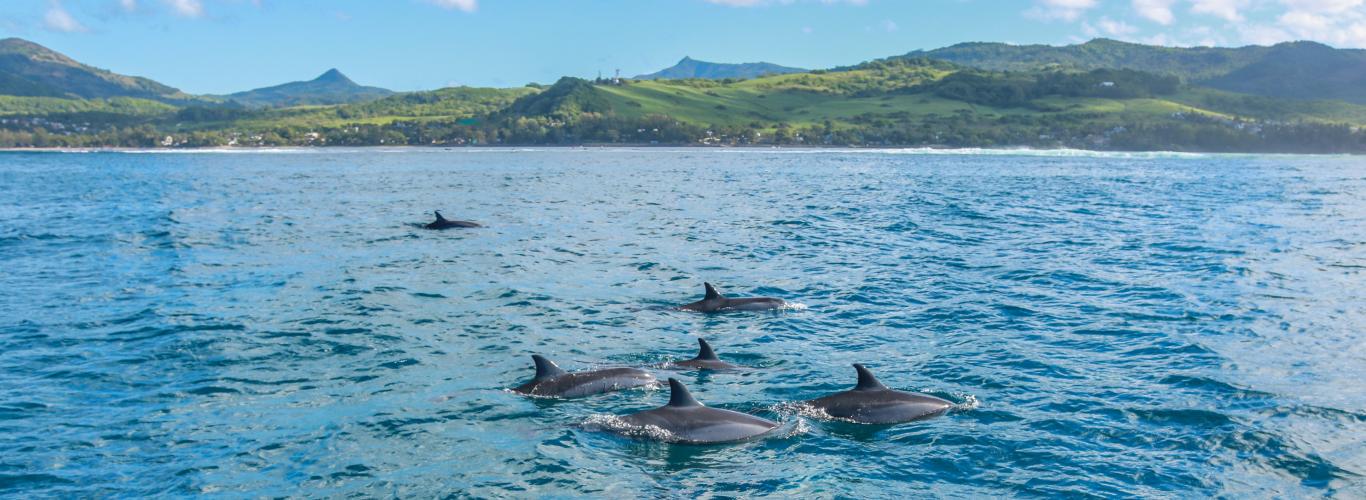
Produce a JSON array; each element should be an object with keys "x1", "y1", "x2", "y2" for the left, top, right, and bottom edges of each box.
[
  {"x1": 1169, "y1": 88, "x2": 1366, "y2": 124},
  {"x1": 595, "y1": 66, "x2": 1302, "y2": 132},
  {"x1": 8, "y1": 62, "x2": 1366, "y2": 141},
  {"x1": 599, "y1": 66, "x2": 987, "y2": 128},
  {"x1": 180, "y1": 86, "x2": 539, "y2": 130},
  {"x1": 0, "y1": 95, "x2": 177, "y2": 116}
]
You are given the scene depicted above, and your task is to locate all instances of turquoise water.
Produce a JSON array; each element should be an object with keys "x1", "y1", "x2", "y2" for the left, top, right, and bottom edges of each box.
[{"x1": 1, "y1": 148, "x2": 1363, "y2": 497}]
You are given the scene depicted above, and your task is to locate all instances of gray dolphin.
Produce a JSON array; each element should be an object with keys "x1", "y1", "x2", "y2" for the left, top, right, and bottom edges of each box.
[
  {"x1": 670, "y1": 339, "x2": 741, "y2": 371},
  {"x1": 619, "y1": 378, "x2": 778, "y2": 444},
  {"x1": 804, "y1": 364, "x2": 952, "y2": 424},
  {"x1": 425, "y1": 211, "x2": 481, "y2": 229},
  {"x1": 679, "y1": 282, "x2": 787, "y2": 312},
  {"x1": 512, "y1": 355, "x2": 656, "y2": 398}
]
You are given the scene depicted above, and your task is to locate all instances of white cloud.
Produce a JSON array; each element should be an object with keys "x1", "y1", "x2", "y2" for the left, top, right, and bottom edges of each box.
[
  {"x1": 1133, "y1": 0, "x2": 1176, "y2": 24},
  {"x1": 1189, "y1": 0, "x2": 1247, "y2": 21},
  {"x1": 44, "y1": 1, "x2": 86, "y2": 32},
  {"x1": 1264, "y1": 0, "x2": 1366, "y2": 45},
  {"x1": 882, "y1": 19, "x2": 899, "y2": 32},
  {"x1": 704, "y1": 0, "x2": 868, "y2": 6},
  {"x1": 164, "y1": 0, "x2": 203, "y2": 18},
  {"x1": 427, "y1": 0, "x2": 478, "y2": 12},
  {"x1": 1280, "y1": 0, "x2": 1363, "y2": 13},
  {"x1": 1098, "y1": 16, "x2": 1141, "y2": 34},
  {"x1": 120, "y1": 0, "x2": 137, "y2": 11},
  {"x1": 1279, "y1": 9, "x2": 1334, "y2": 31},
  {"x1": 1027, "y1": 0, "x2": 1099, "y2": 21}
]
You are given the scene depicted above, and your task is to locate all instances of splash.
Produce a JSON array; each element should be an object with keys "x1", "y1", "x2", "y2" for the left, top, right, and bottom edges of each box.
[
  {"x1": 949, "y1": 393, "x2": 981, "y2": 412},
  {"x1": 581, "y1": 414, "x2": 680, "y2": 442},
  {"x1": 771, "y1": 401, "x2": 843, "y2": 422}
]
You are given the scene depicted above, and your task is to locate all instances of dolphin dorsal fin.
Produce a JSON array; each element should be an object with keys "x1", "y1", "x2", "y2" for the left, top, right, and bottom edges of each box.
[
  {"x1": 434, "y1": 211, "x2": 447, "y2": 222},
  {"x1": 853, "y1": 364, "x2": 887, "y2": 391},
  {"x1": 667, "y1": 378, "x2": 703, "y2": 407},
  {"x1": 695, "y1": 338, "x2": 719, "y2": 361},
  {"x1": 531, "y1": 355, "x2": 567, "y2": 380},
  {"x1": 703, "y1": 282, "x2": 723, "y2": 300}
]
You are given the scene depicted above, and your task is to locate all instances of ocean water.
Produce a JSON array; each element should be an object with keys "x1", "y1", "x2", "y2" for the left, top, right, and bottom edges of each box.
[{"x1": 1, "y1": 148, "x2": 1363, "y2": 498}]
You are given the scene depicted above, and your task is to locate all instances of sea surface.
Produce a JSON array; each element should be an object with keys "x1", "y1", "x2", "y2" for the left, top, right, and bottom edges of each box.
[{"x1": 1, "y1": 148, "x2": 1363, "y2": 498}]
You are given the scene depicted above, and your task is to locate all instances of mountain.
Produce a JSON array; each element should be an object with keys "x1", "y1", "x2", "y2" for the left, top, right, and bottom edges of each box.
[
  {"x1": 223, "y1": 69, "x2": 394, "y2": 108},
  {"x1": 634, "y1": 56, "x2": 805, "y2": 80},
  {"x1": 910, "y1": 38, "x2": 1366, "y2": 103},
  {"x1": 504, "y1": 77, "x2": 610, "y2": 117},
  {"x1": 909, "y1": 39, "x2": 1264, "y2": 79},
  {"x1": 0, "y1": 37, "x2": 191, "y2": 101},
  {"x1": 6, "y1": 36, "x2": 1366, "y2": 153},
  {"x1": 1202, "y1": 42, "x2": 1366, "y2": 104}
]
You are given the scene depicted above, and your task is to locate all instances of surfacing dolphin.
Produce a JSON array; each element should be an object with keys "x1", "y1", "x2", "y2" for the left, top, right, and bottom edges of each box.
[
  {"x1": 618, "y1": 378, "x2": 777, "y2": 444},
  {"x1": 669, "y1": 338, "x2": 741, "y2": 371},
  {"x1": 512, "y1": 355, "x2": 656, "y2": 398},
  {"x1": 424, "y1": 211, "x2": 481, "y2": 229},
  {"x1": 679, "y1": 282, "x2": 787, "y2": 313},
  {"x1": 804, "y1": 364, "x2": 952, "y2": 424}
]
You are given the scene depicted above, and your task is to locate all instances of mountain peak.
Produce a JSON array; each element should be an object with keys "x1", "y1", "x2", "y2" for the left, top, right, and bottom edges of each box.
[
  {"x1": 313, "y1": 68, "x2": 354, "y2": 85},
  {"x1": 224, "y1": 68, "x2": 392, "y2": 108},
  {"x1": 636, "y1": 57, "x2": 805, "y2": 80},
  {"x1": 0, "y1": 37, "x2": 77, "y2": 64}
]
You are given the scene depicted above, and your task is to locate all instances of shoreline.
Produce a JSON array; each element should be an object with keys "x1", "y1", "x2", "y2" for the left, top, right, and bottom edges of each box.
[{"x1": 0, "y1": 144, "x2": 1356, "y2": 157}]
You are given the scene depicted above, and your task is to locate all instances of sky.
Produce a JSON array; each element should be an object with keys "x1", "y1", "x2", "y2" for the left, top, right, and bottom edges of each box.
[{"x1": 2, "y1": 0, "x2": 1364, "y2": 94}]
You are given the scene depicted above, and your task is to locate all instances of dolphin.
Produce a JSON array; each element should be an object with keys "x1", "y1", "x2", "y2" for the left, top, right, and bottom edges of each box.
[
  {"x1": 679, "y1": 282, "x2": 787, "y2": 313},
  {"x1": 803, "y1": 364, "x2": 952, "y2": 424},
  {"x1": 512, "y1": 355, "x2": 656, "y2": 398},
  {"x1": 670, "y1": 338, "x2": 741, "y2": 371},
  {"x1": 618, "y1": 378, "x2": 778, "y2": 444},
  {"x1": 424, "y1": 211, "x2": 481, "y2": 229}
]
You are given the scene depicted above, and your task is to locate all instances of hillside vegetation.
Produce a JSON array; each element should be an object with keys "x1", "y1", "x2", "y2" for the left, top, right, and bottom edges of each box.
[
  {"x1": 3, "y1": 37, "x2": 1366, "y2": 153},
  {"x1": 0, "y1": 38, "x2": 199, "y2": 102},
  {"x1": 914, "y1": 38, "x2": 1366, "y2": 104}
]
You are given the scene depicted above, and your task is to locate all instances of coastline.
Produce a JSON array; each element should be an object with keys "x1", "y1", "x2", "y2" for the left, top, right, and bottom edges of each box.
[{"x1": 0, "y1": 144, "x2": 1353, "y2": 157}]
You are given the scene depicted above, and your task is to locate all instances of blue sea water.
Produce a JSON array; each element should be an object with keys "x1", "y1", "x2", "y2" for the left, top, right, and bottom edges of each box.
[{"x1": 1, "y1": 148, "x2": 1363, "y2": 498}]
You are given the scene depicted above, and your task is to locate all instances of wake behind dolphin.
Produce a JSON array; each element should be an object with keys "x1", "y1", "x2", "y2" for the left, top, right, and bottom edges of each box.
[
  {"x1": 511, "y1": 355, "x2": 656, "y2": 398},
  {"x1": 614, "y1": 378, "x2": 778, "y2": 444},
  {"x1": 803, "y1": 364, "x2": 952, "y2": 424},
  {"x1": 424, "y1": 211, "x2": 481, "y2": 229},
  {"x1": 679, "y1": 282, "x2": 788, "y2": 313}
]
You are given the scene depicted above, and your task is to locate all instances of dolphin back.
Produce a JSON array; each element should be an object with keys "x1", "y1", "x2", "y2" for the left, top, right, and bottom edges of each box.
[
  {"x1": 805, "y1": 366, "x2": 952, "y2": 424},
  {"x1": 619, "y1": 378, "x2": 777, "y2": 443},
  {"x1": 516, "y1": 366, "x2": 655, "y2": 398}
]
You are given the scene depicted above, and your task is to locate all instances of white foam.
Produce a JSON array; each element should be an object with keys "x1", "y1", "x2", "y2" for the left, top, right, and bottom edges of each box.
[
  {"x1": 949, "y1": 392, "x2": 981, "y2": 412},
  {"x1": 14, "y1": 146, "x2": 1218, "y2": 159},
  {"x1": 581, "y1": 414, "x2": 680, "y2": 442}
]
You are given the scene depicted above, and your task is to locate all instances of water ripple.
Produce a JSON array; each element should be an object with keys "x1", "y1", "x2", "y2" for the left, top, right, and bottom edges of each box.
[{"x1": 1, "y1": 150, "x2": 1364, "y2": 497}]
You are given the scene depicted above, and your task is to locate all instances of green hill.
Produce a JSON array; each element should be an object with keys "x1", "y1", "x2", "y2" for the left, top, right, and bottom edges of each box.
[
  {"x1": 0, "y1": 38, "x2": 196, "y2": 102},
  {"x1": 912, "y1": 38, "x2": 1366, "y2": 103},
  {"x1": 223, "y1": 69, "x2": 394, "y2": 108},
  {"x1": 635, "y1": 57, "x2": 806, "y2": 80},
  {"x1": 4, "y1": 36, "x2": 1366, "y2": 152},
  {"x1": 1203, "y1": 42, "x2": 1366, "y2": 104}
]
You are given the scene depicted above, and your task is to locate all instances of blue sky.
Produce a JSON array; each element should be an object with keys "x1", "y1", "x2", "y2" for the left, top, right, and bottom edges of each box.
[{"x1": 3, "y1": 0, "x2": 1364, "y2": 94}]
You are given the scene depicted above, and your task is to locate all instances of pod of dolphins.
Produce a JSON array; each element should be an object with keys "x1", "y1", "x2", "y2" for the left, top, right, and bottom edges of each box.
[{"x1": 423, "y1": 212, "x2": 954, "y2": 445}]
